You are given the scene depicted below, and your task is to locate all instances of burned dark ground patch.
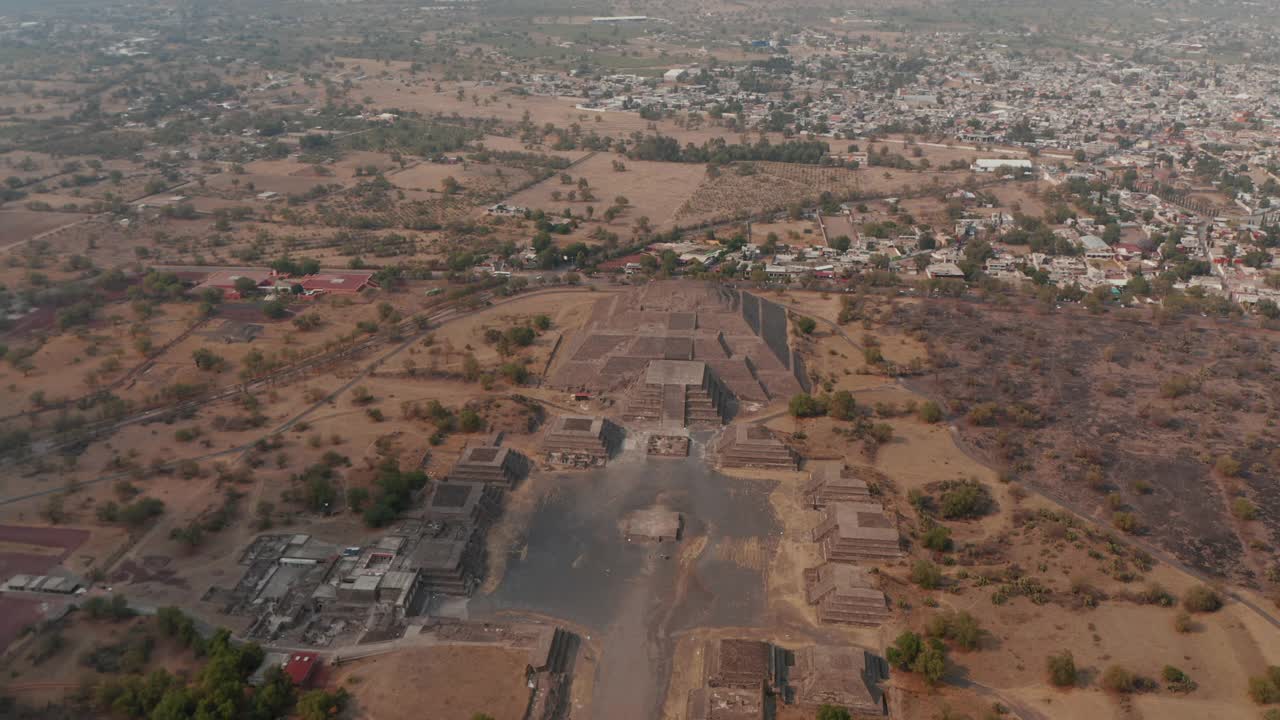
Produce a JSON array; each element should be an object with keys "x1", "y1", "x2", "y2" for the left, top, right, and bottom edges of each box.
[{"x1": 894, "y1": 299, "x2": 1279, "y2": 582}]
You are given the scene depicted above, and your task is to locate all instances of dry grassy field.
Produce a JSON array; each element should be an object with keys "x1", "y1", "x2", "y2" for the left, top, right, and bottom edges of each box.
[
  {"x1": 333, "y1": 645, "x2": 533, "y2": 720},
  {"x1": 506, "y1": 153, "x2": 708, "y2": 231}
]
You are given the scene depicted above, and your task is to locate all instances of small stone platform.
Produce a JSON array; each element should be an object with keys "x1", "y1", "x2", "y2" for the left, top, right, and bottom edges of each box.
[
  {"x1": 622, "y1": 507, "x2": 683, "y2": 543},
  {"x1": 646, "y1": 434, "x2": 690, "y2": 457},
  {"x1": 716, "y1": 424, "x2": 798, "y2": 470}
]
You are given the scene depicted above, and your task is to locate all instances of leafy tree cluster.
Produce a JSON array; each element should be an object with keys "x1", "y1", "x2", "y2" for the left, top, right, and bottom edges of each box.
[
  {"x1": 886, "y1": 630, "x2": 947, "y2": 685},
  {"x1": 627, "y1": 135, "x2": 829, "y2": 165},
  {"x1": 935, "y1": 479, "x2": 994, "y2": 519},
  {"x1": 343, "y1": 118, "x2": 477, "y2": 156},
  {"x1": 92, "y1": 628, "x2": 291, "y2": 720},
  {"x1": 926, "y1": 610, "x2": 983, "y2": 650},
  {"x1": 82, "y1": 626, "x2": 154, "y2": 674},
  {"x1": 82, "y1": 594, "x2": 135, "y2": 621},
  {"x1": 362, "y1": 458, "x2": 429, "y2": 528},
  {"x1": 96, "y1": 497, "x2": 165, "y2": 527}
]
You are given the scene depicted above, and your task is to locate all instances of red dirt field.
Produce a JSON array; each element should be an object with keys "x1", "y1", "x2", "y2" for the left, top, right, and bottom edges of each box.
[
  {"x1": 0, "y1": 596, "x2": 48, "y2": 652},
  {"x1": 0, "y1": 525, "x2": 90, "y2": 577}
]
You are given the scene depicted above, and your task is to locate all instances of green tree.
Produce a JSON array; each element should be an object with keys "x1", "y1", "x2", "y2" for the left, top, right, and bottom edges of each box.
[
  {"x1": 886, "y1": 631, "x2": 923, "y2": 670},
  {"x1": 913, "y1": 641, "x2": 947, "y2": 685},
  {"x1": 911, "y1": 559, "x2": 943, "y2": 589},
  {"x1": 816, "y1": 706, "x2": 852, "y2": 720},
  {"x1": 262, "y1": 299, "x2": 289, "y2": 319},
  {"x1": 233, "y1": 276, "x2": 260, "y2": 296},
  {"x1": 192, "y1": 348, "x2": 226, "y2": 372},
  {"x1": 347, "y1": 487, "x2": 370, "y2": 512},
  {"x1": 827, "y1": 390, "x2": 856, "y2": 421},
  {"x1": 296, "y1": 689, "x2": 349, "y2": 720},
  {"x1": 459, "y1": 408, "x2": 486, "y2": 433},
  {"x1": 788, "y1": 393, "x2": 827, "y2": 418}
]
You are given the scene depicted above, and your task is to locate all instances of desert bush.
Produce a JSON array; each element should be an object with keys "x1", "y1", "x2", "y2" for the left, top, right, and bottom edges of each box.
[
  {"x1": 1162, "y1": 665, "x2": 1196, "y2": 693},
  {"x1": 1182, "y1": 585, "x2": 1222, "y2": 613},
  {"x1": 1159, "y1": 375, "x2": 1198, "y2": 399},
  {"x1": 1112, "y1": 511, "x2": 1137, "y2": 533},
  {"x1": 918, "y1": 401, "x2": 943, "y2": 423},
  {"x1": 1137, "y1": 583, "x2": 1175, "y2": 607},
  {"x1": 1248, "y1": 667, "x2": 1280, "y2": 704},
  {"x1": 912, "y1": 559, "x2": 943, "y2": 589},
  {"x1": 1047, "y1": 651, "x2": 1077, "y2": 687},
  {"x1": 1101, "y1": 665, "x2": 1136, "y2": 694},
  {"x1": 921, "y1": 524, "x2": 952, "y2": 552},
  {"x1": 966, "y1": 402, "x2": 999, "y2": 426},
  {"x1": 1232, "y1": 497, "x2": 1257, "y2": 520},
  {"x1": 1216, "y1": 455, "x2": 1242, "y2": 477},
  {"x1": 1173, "y1": 611, "x2": 1193, "y2": 633},
  {"x1": 926, "y1": 610, "x2": 982, "y2": 651}
]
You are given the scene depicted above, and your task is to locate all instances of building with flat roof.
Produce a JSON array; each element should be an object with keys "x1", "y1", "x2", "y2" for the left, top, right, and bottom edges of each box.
[
  {"x1": 297, "y1": 271, "x2": 378, "y2": 295},
  {"x1": 972, "y1": 158, "x2": 1033, "y2": 173}
]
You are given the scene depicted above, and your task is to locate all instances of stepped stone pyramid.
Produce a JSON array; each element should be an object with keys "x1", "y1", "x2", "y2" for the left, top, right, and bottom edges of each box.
[
  {"x1": 541, "y1": 415, "x2": 612, "y2": 467},
  {"x1": 811, "y1": 502, "x2": 901, "y2": 562},
  {"x1": 803, "y1": 462, "x2": 877, "y2": 508},
  {"x1": 402, "y1": 520, "x2": 486, "y2": 596},
  {"x1": 803, "y1": 562, "x2": 891, "y2": 626},
  {"x1": 716, "y1": 424, "x2": 798, "y2": 470},
  {"x1": 790, "y1": 645, "x2": 889, "y2": 716},
  {"x1": 445, "y1": 445, "x2": 526, "y2": 488},
  {"x1": 624, "y1": 359, "x2": 727, "y2": 429}
]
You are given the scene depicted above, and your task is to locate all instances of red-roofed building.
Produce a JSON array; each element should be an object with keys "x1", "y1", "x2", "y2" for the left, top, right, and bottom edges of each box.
[
  {"x1": 194, "y1": 268, "x2": 278, "y2": 300},
  {"x1": 297, "y1": 271, "x2": 378, "y2": 295},
  {"x1": 284, "y1": 653, "x2": 320, "y2": 687}
]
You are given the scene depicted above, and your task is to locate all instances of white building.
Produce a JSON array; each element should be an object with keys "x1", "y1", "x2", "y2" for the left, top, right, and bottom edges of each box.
[
  {"x1": 972, "y1": 158, "x2": 1033, "y2": 173},
  {"x1": 663, "y1": 68, "x2": 691, "y2": 83}
]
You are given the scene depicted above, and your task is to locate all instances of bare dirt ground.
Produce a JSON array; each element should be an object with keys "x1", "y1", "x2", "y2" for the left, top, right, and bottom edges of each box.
[
  {"x1": 505, "y1": 153, "x2": 708, "y2": 232},
  {"x1": 331, "y1": 645, "x2": 533, "y2": 720},
  {"x1": 0, "y1": 209, "x2": 85, "y2": 246},
  {"x1": 673, "y1": 162, "x2": 978, "y2": 226}
]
